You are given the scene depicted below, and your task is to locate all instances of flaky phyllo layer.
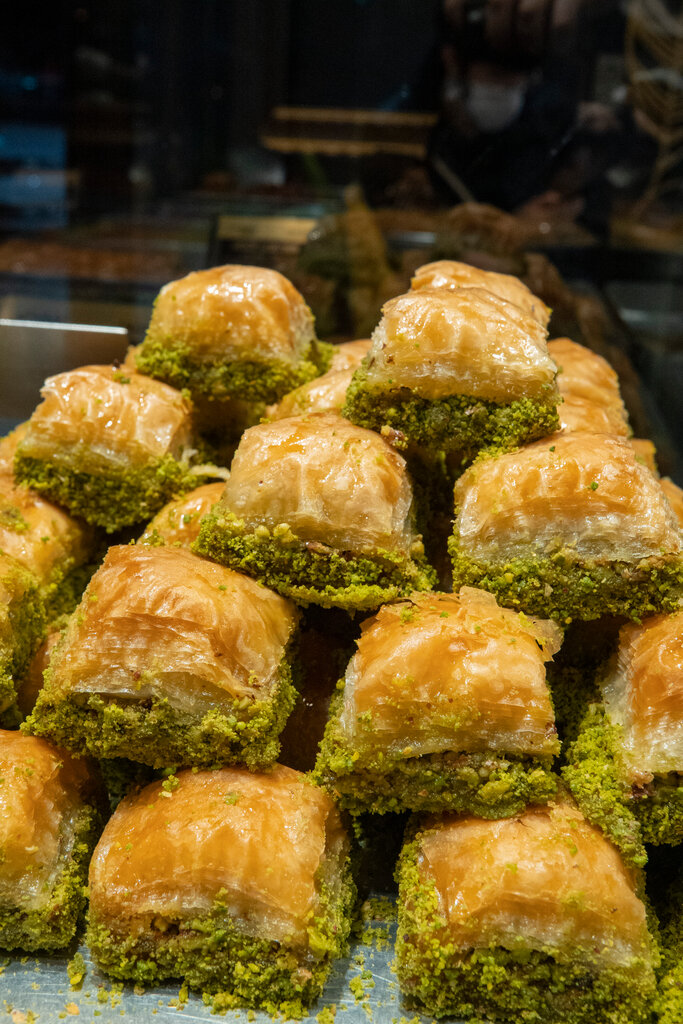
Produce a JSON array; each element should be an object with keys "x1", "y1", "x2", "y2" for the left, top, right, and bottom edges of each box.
[
  {"x1": 142, "y1": 264, "x2": 317, "y2": 364},
  {"x1": 208, "y1": 413, "x2": 421, "y2": 558},
  {"x1": 454, "y1": 432, "x2": 681, "y2": 565},
  {"x1": 359, "y1": 287, "x2": 557, "y2": 403},
  {"x1": 402, "y1": 802, "x2": 654, "y2": 969},
  {"x1": 15, "y1": 364, "x2": 195, "y2": 471},
  {"x1": 88, "y1": 765, "x2": 349, "y2": 953},
  {"x1": 547, "y1": 337, "x2": 630, "y2": 436},
  {"x1": 410, "y1": 259, "x2": 551, "y2": 327},
  {"x1": 332, "y1": 588, "x2": 561, "y2": 764},
  {"x1": 138, "y1": 482, "x2": 225, "y2": 548},
  {"x1": 602, "y1": 611, "x2": 683, "y2": 783},
  {"x1": 32, "y1": 544, "x2": 298, "y2": 717}
]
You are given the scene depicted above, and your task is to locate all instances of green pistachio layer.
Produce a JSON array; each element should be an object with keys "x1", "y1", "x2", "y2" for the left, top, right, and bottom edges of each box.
[
  {"x1": 135, "y1": 335, "x2": 333, "y2": 404},
  {"x1": 14, "y1": 454, "x2": 209, "y2": 533},
  {"x1": 343, "y1": 365, "x2": 560, "y2": 453},
  {"x1": 194, "y1": 509, "x2": 436, "y2": 611}
]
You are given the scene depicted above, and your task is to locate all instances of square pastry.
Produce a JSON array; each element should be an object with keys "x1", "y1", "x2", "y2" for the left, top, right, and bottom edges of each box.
[
  {"x1": 450, "y1": 432, "x2": 683, "y2": 622},
  {"x1": 0, "y1": 730, "x2": 102, "y2": 951},
  {"x1": 547, "y1": 337, "x2": 630, "y2": 436},
  {"x1": 343, "y1": 286, "x2": 560, "y2": 454},
  {"x1": 396, "y1": 801, "x2": 658, "y2": 1022},
  {"x1": 135, "y1": 265, "x2": 332, "y2": 403},
  {"x1": 0, "y1": 550, "x2": 44, "y2": 714},
  {"x1": 25, "y1": 545, "x2": 299, "y2": 769},
  {"x1": 315, "y1": 588, "x2": 561, "y2": 815},
  {"x1": 13, "y1": 365, "x2": 205, "y2": 532},
  {"x1": 87, "y1": 765, "x2": 354, "y2": 1012},
  {"x1": 194, "y1": 412, "x2": 435, "y2": 611},
  {"x1": 564, "y1": 610, "x2": 683, "y2": 858},
  {"x1": 0, "y1": 467, "x2": 98, "y2": 621}
]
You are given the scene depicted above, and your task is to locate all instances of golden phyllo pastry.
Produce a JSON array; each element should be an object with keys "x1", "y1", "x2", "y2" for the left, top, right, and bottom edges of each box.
[
  {"x1": 13, "y1": 365, "x2": 204, "y2": 532},
  {"x1": 0, "y1": 468, "x2": 96, "y2": 619},
  {"x1": 195, "y1": 412, "x2": 435, "y2": 610},
  {"x1": 316, "y1": 587, "x2": 561, "y2": 815},
  {"x1": 136, "y1": 264, "x2": 331, "y2": 403},
  {"x1": 411, "y1": 258, "x2": 551, "y2": 326},
  {"x1": 25, "y1": 544, "x2": 299, "y2": 769},
  {"x1": 450, "y1": 432, "x2": 683, "y2": 621},
  {"x1": 548, "y1": 337, "x2": 630, "y2": 436},
  {"x1": 0, "y1": 549, "x2": 44, "y2": 714},
  {"x1": 0, "y1": 730, "x2": 102, "y2": 950},
  {"x1": 565, "y1": 610, "x2": 683, "y2": 853},
  {"x1": 343, "y1": 286, "x2": 560, "y2": 453},
  {"x1": 396, "y1": 801, "x2": 658, "y2": 1022},
  {"x1": 661, "y1": 477, "x2": 683, "y2": 528},
  {"x1": 271, "y1": 368, "x2": 355, "y2": 421},
  {"x1": 329, "y1": 338, "x2": 371, "y2": 372},
  {"x1": 138, "y1": 481, "x2": 224, "y2": 548},
  {"x1": 87, "y1": 765, "x2": 354, "y2": 1011}
]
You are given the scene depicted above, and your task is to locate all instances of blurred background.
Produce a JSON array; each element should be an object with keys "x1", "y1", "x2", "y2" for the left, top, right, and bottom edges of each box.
[{"x1": 0, "y1": 0, "x2": 682, "y2": 478}]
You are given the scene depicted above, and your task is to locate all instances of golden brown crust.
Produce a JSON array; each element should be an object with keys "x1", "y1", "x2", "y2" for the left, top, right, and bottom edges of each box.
[
  {"x1": 454, "y1": 432, "x2": 682, "y2": 563},
  {"x1": 411, "y1": 259, "x2": 550, "y2": 326},
  {"x1": 363, "y1": 287, "x2": 556, "y2": 402},
  {"x1": 47, "y1": 545, "x2": 299, "y2": 713},
  {"x1": 17, "y1": 365, "x2": 194, "y2": 466},
  {"x1": 0, "y1": 730, "x2": 94, "y2": 905},
  {"x1": 219, "y1": 412, "x2": 419, "y2": 556},
  {"x1": 329, "y1": 339, "x2": 372, "y2": 372},
  {"x1": 271, "y1": 369, "x2": 354, "y2": 421},
  {"x1": 661, "y1": 478, "x2": 683, "y2": 527},
  {"x1": 420, "y1": 801, "x2": 650, "y2": 966},
  {"x1": 146, "y1": 265, "x2": 316, "y2": 362},
  {"x1": 89, "y1": 764, "x2": 344, "y2": 947},
  {"x1": 337, "y1": 588, "x2": 561, "y2": 758},
  {"x1": 0, "y1": 470, "x2": 94, "y2": 584},
  {"x1": 139, "y1": 483, "x2": 225, "y2": 548},
  {"x1": 548, "y1": 338, "x2": 629, "y2": 436},
  {"x1": 602, "y1": 611, "x2": 683, "y2": 781}
]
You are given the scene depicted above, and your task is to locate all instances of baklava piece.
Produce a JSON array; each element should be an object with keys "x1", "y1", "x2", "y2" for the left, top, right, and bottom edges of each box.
[
  {"x1": 411, "y1": 258, "x2": 551, "y2": 326},
  {"x1": 0, "y1": 730, "x2": 102, "y2": 951},
  {"x1": 13, "y1": 365, "x2": 205, "y2": 532},
  {"x1": 138, "y1": 481, "x2": 224, "y2": 548},
  {"x1": 87, "y1": 765, "x2": 354, "y2": 1012},
  {"x1": 329, "y1": 338, "x2": 371, "y2": 371},
  {"x1": 662, "y1": 477, "x2": 683, "y2": 528},
  {"x1": 548, "y1": 336, "x2": 630, "y2": 436},
  {"x1": 0, "y1": 468, "x2": 97, "y2": 619},
  {"x1": 316, "y1": 588, "x2": 560, "y2": 815},
  {"x1": 25, "y1": 544, "x2": 299, "y2": 769},
  {"x1": 343, "y1": 287, "x2": 560, "y2": 453},
  {"x1": 271, "y1": 367, "x2": 356, "y2": 421},
  {"x1": 195, "y1": 413, "x2": 435, "y2": 610},
  {"x1": 0, "y1": 550, "x2": 44, "y2": 714},
  {"x1": 450, "y1": 432, "x2": 683, "y2": 622},
  {"x1": 136, "y1": 264, "x2": 332, "y2": 404},
  {"x1": 396, "y1": 801, "x2": 658, "y2": 1022},
  {"x1": 564, "y1": 610, "x2": 683, "y2": 860},
  {"x1": 656, "y1": 871, "x2": 683, "y2": 1024}
]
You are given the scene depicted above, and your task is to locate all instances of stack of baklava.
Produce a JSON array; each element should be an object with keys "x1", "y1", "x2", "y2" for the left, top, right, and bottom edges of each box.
[{"x1": 1, "y1": 257, "x2": 682, "y2": 1022}]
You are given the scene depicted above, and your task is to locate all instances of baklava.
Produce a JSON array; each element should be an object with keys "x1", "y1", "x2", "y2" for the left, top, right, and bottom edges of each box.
[
  {"x1": 547, "y1": 337, "x2": 630, "y2": 436},
  {"x1": 316, "y1": 587, "x2": 561, "y2": 815},
  {"x1": 87, "y1": 765, "x2": 354, "y2": 1011},
  {"x1": 270, "y1": 368, "x2": 355, "y2": 421},
  {"x1": 25, "y1": 544, "x2": 299, "y2": 769},
  {"x1": 450, "y1": 432, "x2": 683, "y2": 621},
  {"x1": 195, "y1": 412, "x2": 435, "y2": 610},
  {"x1": 13, "y1": 365, "x2": 205, "y2": 532},
  {"x1": 662, "y1": 477, "x2": 683, "y2": 528},
  {"x1": 411, "y1": 259, "x2": 551, "y2": 326},
  {"x1": 329, "y1": 338, "x2": 371, "y2": 372},
  {"x1": 0, "y1": 468, "x2": 97, "y2": 619},
  {"x1": 396, "y1": 801, "x2": 658, "y2": 1022},
  {"x1": 138, "y1": 481, "x2": 224, "y2": 548},
  {"x1": 0, "y1": 730, "x2": 101, "y2": 951},
  {"x1": 564, "y1": 610, "x2": 683, "y2": 857},
  {"x1": 136, "y1": 264, "x2": 332, "y2": 403},
  {"x1": 343, "y1": 287, "x2": 560, "y2": 453},
  {"x1": 0, "y1": 550, "x2": 44, "y2": 714}
]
